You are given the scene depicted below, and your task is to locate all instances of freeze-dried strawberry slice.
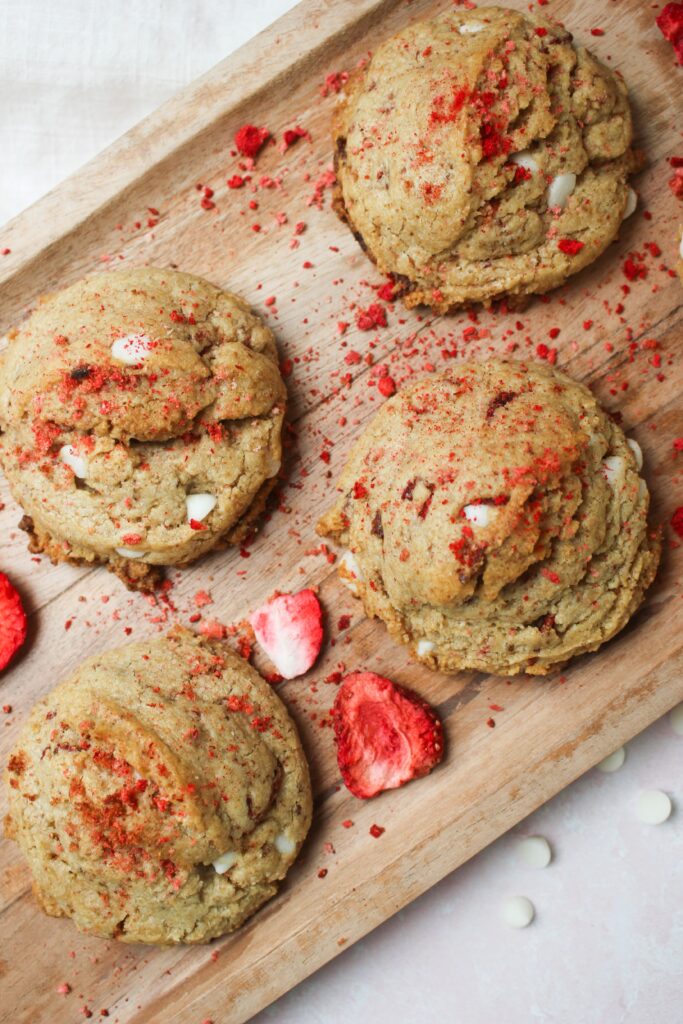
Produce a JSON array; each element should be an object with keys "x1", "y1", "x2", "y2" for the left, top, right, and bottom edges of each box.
[
  {"x1": 332, "y1": 672, "x2": 443, "y2": 799},
  {"x1": 656, "y1": 3, "x2": 683, "y2": 65},
  {"x1": 0, "y1": 572, "x2": 27, "y2": 671},
  {"x1": 249, "y1": 589, "x2": 323, "y2": 679}
]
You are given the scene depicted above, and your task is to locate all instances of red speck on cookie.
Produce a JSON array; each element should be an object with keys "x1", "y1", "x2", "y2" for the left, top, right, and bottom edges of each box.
[
  {"x1": 234, "y1": 124, "x2": 270, "y2": 159},
  {"x1": 249, "y1": 589, "x2": 323, "y2": 679},
  {"x1": 558, "y1": 238, "x2": 585, "y2": 255},
  {"x1": 332, "y1": 672, "x2": 444, "y2": 799},
  {"x1": 0, "y1": 573, "x2": 27, "y2": 671},
  {"x1": 656, "y1": 3, "x2": 683, "y2": 64}
]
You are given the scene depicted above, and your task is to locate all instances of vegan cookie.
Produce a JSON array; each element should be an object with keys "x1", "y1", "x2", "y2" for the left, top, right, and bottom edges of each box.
[
  {"x1": 5, "y1": 628, "x2": 312, "y2": 944},
  {"x1": 333, "y1": 6, "x2": 639, "y2": 311},
  {"x1": 318, "y1": 360, "x2": 660, "y2": 676},
  {"x1": 0, "y1": 268, "x2": 286, "y2": 590}
]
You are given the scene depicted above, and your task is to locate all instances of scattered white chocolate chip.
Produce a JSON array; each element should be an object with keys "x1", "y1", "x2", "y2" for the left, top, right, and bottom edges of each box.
[
  {"x1": 547, "y1": 172, "x2": 577, "y2": 210},
  {"x1": 601, "y1": 456, "x2": 626, "y2": 488},
  {"x1": 502, "y1": 895, "x2": 535, "y2": 929},
  {"x1": 635, "y1": 790, "x2": 672, "y2": 825},
  {"x1": 111, "y1": 332, "x2": 153, "y2": 365},
  {"x1": 627, "y1": 439, "x2": 644, "y2": 470},
  {"x1": 275, "y1": 832, "x2": 296, "y2": 855},
  {"x1": 213, "y1": 851, "x2": 238, "y2": 874},
  {"x1": 186, "y1": 493, "x2": 217, "y2": 523},
  {"x1": 59, "y1": 444, "x2": 87, "y2": 479},
  {"x1": 459, "y1": 21, "x2": 485, "y2": 34},
  {"x1": 115, "y1": 546, "x2": 145, "y2": 559},
  {"x1": 669, "y1": 702, "x2": 683, "y2": 736},
  {"x1": 510, "y1": 151, "x2": 539, "y2": 174},
  {"x1": 417, "y1": 639, "x2": 436, "y2": 657},
  {"x1": 624, "y1": 187, "x2": 638, "y2": 219},
  {"x1": 597, "y1": 747, "x2": 626, "y2": 773},
  {"x1": 463, "y1": 503, "x2": 497, "y2": 527},
  {"x1": 517, "y1": 835, "x2": 552, "y2": 869}
]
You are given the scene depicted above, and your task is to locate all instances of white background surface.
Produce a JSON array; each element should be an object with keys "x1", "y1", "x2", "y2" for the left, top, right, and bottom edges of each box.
[{"x1": 1, "y1": 2, "x2": 681, "y2": 1022}]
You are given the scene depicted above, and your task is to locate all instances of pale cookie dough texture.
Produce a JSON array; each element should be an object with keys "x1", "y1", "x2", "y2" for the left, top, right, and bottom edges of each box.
[
  {"x1": 332, "y1": 5, "x2": 639, "y2": 310},
  {"x1": 318, "y1": 361, "x2": 660, "y2": 676},
  {"x1": 5, "y1": 629, "x2": 312, "y2": 944},
  {"x1": 0, "y1": 268, "x2": 286, "y2": 590}
]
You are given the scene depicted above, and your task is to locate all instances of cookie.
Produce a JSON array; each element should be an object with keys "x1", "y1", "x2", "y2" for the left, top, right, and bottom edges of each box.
[
  {"x1": 332, "y1": 6, "x2": 639, "y2": 311},
  {"x1": 318, "y1": 360, "x2": 661, "y2": 676},
  {"x1": 0, "y1": 268, "x2": 286, "y2": 590},
  {"x1": 5, "y1": 628, "x2": 312, "y2": 944}
]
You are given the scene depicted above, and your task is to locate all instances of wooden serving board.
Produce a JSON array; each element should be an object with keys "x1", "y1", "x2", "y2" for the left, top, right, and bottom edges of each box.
[{"x1": 1, "y1": 0, "x2": 682, "y2": 1020}]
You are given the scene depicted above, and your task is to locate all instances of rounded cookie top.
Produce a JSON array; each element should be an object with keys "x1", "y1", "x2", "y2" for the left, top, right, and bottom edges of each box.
[
  {"x1": 317, "y1": 360, "x2": 660, "y2": 675},
  {"x1": 0, "y1": 268, "x2": 286, "y2": 586},
  {"x1": 333, "y1": 6, "x2": 637, "y2": 309},
  {"x1": 5, "y1": 628, "x2": 312, "y2": 944}
]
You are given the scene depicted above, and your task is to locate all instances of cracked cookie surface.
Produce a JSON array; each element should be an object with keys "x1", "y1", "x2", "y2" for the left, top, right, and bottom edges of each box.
[
  {"x1": 332, "y1": 5, "x2": 638, "y2": 310},
  {"x1": 318, "y1": 360, "x2": 660, "y2": 676},
  {"x1": 5, "y1": 628, "x2": 312, "y2": 944},
  {"x1": 0, "y1": 267, "x2": 286, "y2": 589}
]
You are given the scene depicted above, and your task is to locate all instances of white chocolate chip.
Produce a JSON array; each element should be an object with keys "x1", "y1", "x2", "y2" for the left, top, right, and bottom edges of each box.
[
  {"x1": 417, "y1": 639, "x2": 435, "y2": 657},
  {"x1": 186, "y1": 493, "x2": 217, "y2": 523},
  {"x1": 517, "y1": 835, "x2": 552, "y2": 868},
  {"x1": 627, "y1": 438, "x2": 643, "y2": 470},
  {"x1": 115, "y1": 546, "x2": 145, "y2": 559},
  {"x1": 111, "y1": 332, "x2": 153, "y2": 365},
  {"x1": 275, "y1": 832, "x2": 296, "y2": 855},
  {"x1": 59, "y1": 444, "x2": 87, "y2": 479},
  {"x1": 510, "y1": 151, "x2": 539, "y2": 174},
  {"x1": 459, "y1": 21, "x2": 485, "y2": 34},
  {"x1": 602, "y1": 456, "x2": 626, "y2": 488},
  {"x1": 463, "y1": 503, "x2": 497, "y2": 527},
  {"x1": 340, "y1": 550, "x2": 364, "y2": 595},
  {"x1": 213, "y1": 851, "x2": 238, "y2": 874},
  {"x1": 547, "y1": 172, "x2": 577, "y2": 210},
  {"x1": 635, "y1": 790, "x2": 672, "y2": 825},
  {"x1": 624, "y1": 187, "x2": 638, "y2": 219},
  {"x1": 502, "y1": 895, "x2": 535, "y2": 929},
  {"x1": 597, "y1": 747, "x2": 626, "y2": 773},
  {"x1": 669, "y1": 702, "x2": 683, "y2": 735}
]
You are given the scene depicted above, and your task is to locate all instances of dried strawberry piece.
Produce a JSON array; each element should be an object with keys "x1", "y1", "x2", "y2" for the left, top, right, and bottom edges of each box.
[
  {"x1": 234, "y1": 124, "x2": 270, "y2": 159},
  {"x1": 0, "y1": 572, "x2": 27, "y2": 671},
  {"x1": 332, "y1": 672, "x2": 444, "y2": 799},
  {"x1": 656, "y1": 3, "x2": 683, "y2": 65},
  {"x1": 249, "y1": 589, "x2": 323, "y2": 679}
]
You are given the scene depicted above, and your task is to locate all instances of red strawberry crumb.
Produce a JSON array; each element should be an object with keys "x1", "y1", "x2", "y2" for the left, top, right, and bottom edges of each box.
[
  {"x1": 656, "y1": 3, "x2": 683, "y2": 65},
  {"x1": 356, "y1": 303, "x2": 387, "y2": 331},
  {"x1": 320, "y1": 70, "x2": 349, "y2": 97},
  {"x1": 342, "y1": 819, "x2": 354, "y2": 828},
  {"x1": 673, "y1": 438, "x2": 683, "y2": 453},
  {"x1": 249, "y1": 589, "x2": 323, "y2": 679},
  {"x1": 338, "y1": 615, "x2": 351, "y2": 631},
  {"x1": 378, "y1": 376, "x2": 396, "y2": 398},
  {"x1": 671, "y1": 507, "x2": 683, "y2": 538},
  {"x1": 489, "y1": 703, "x2": 504, "y2": 712},
  {"x1": 369, "y1": 824, "x2": 385, "y2": 838},
  {"x1": 486, "y1": 717, "x2": 496, "y2": 728},
  {"x1": 541, "y1": 568, "x2": 561, "y2": 584},
  {"x1": 234, "y1": 124, "x2": 270, "y2": 158},
  {"x1": 352, "y1": 481, "x2": 368, "y2": 499},
  {"x1": 623, "y1": 256, "x2": 647, "y2": 281},
  {"x1": 283, "y1": 126, "x2": 308, "y2": 149},
  {"x1": 1, "y1": 248, "x2": 10, "y2": 256},
  {"x1": 558, "y1": 238, "x2": 585, "y2": 255},
  {"x1": 0, "y1": 573, "x2": 27, "y2": 671},
  {"x1": 199, "y1": 619, "x2": 227, "y2": 641},
  {"x1": 333, "y1": 672, "x2": 444, "y2": 799},
  {"x1": 193, "y1": 590, "x2": 212, "y2": 608},
  {"x1": 590, "y1": 27, "x2": 604, "y2": 35},
  {"x1": 2, "y1": 705, "x2": 11, "y2": 713},
  {"x1": 189, "y1": 519, "x2": 207, "y2": 531},
  {"x1": 56, "y1": 983, "x2": 71, "y2": 995},
  {"x1": 668, "y1": 168, "x2": 683, "y2": 198},
  {"x1": 227, "y1": 175, "x2": 245, "y2": 188},
  {"x1": 318, "y1": 868, "x2": 328, "y2": 878}
]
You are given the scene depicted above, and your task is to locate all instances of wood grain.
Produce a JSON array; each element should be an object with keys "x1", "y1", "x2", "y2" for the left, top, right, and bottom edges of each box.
[{"x1": 1, "y1": 0, "x2": 682, "y2": 1021}]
